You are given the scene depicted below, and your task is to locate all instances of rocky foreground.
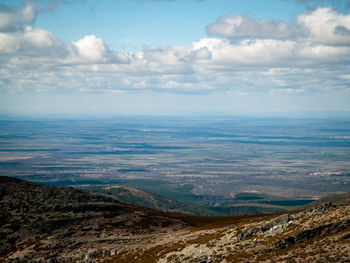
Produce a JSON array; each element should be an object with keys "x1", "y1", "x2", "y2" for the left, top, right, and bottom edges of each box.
[{"x1": 0, "y1": 176, "x2": 349, "y2": 263}]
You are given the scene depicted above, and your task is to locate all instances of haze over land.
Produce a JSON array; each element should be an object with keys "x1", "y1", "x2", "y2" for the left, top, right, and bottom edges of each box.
[{"x1": 0, "y1": 117, "x2": 349, "y2": 216}]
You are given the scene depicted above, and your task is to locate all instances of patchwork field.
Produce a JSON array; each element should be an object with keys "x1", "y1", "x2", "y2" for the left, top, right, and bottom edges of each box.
[{"x1": 0, "y1": 116, "x2": 349, "y2": 214}]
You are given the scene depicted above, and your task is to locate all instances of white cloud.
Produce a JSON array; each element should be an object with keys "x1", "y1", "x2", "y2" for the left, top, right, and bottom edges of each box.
[
  {"x1": 191, "y1": 47, "x2": 211, "y2": 60},
  {"x1": 70, "y1": 35, "x2": 130, "y2": 64},
  {"x1": 197, "y1": 38, "x2": 297, "y2": 67},
  {"x1": 297, "y1": 7, "x2": 350, "y2": 45},
  {"x1": 0, "y1": 1, "x2": 349, "y2": 115},
  {"x1": 192, "y1": 37, "x2": 350, "y2": 69},
  {"x1": 269, "y1": 88, "x2": 305, "y2": 94},
  {"x1": 0, "y1": 26, "x2": 68, "y2": 58},
  {"x1": 206, "y1": 14, "x2": 303, "y2": 39},
  {"x1": 74, "y1": 35, "x2": 108, "y2": 61},
  {"x1": 207, "y1": 7, "x2": 350, "y2": 47},
  {"x1": 0, "y1": 2, "x2": 37, "y2": 32}
]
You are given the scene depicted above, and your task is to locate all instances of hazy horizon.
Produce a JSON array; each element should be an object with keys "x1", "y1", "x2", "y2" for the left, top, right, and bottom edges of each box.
[{"x1": 1, "y1": 111, "x2": 350, "y2": 120}]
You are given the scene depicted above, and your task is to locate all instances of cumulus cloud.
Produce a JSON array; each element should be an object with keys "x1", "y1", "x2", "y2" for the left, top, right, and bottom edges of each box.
[
  {"x1": 208, "y1": 8, "x2": 350, "y2": 46},
  {"x1": 192, "y1": 37, "x2": 350, "y2": 70},
  {"x1": 297, "y1": 7, "x2": 350, "y2": 45},
  {"x1": 191, "y1": 47, "x2": 211, "y2": 60},
  {"x1": 72, "y1": 35, "x2": 129, "y2": 63},
  {"x1": 193, "y1": 38, "x2": 299, "y2": 67},
  {"x1": 0, "y1": 1, "x2": 349, "y2": 102},
  {"x1": 0, "y1": 28, "x2": 128, "y2": 66},
  {"x1": 74, "y1": 35, "x2": 108, "y2": 61},
  {"x1": 0, "y1": 26, "x2": 68, "y2": 57},
  {"x1": 0, "y1": 2, "x2": 37, "y2": 32},
  {"x1": 206, "y1": 14, "x2": 304, "y2": 39}
]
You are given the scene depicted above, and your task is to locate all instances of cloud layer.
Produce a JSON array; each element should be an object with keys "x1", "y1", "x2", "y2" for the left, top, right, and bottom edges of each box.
[{"x1": 0, "y1": 2, "x2": 349, "y2": 113}]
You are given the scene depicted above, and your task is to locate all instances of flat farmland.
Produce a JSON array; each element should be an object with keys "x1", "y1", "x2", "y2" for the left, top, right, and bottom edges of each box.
[{"x1": 0, "y1": 116, "x2": 349, "y2": 214}]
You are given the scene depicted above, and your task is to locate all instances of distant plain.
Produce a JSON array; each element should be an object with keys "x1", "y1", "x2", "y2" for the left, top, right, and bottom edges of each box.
[{"x1": 0, "y1": 116, "x2": 349, "y2": 215}]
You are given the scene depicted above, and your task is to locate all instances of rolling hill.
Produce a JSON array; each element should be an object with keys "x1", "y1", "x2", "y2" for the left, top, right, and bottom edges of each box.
[
  {"x1": 87, "y1": 185, "x2": 219, "y2": 216},
  {"x1": 1, "y1": 176, "x2": 349, "y2": 263}
]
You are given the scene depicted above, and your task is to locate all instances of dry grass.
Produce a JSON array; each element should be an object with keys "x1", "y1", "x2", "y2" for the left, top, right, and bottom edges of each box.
[
  {"x1": 167, "y1": 212, "x2": 279, "y2": 230},
  {"x1": 102, "y1": 242, "x2": 187, "y2": 263}
]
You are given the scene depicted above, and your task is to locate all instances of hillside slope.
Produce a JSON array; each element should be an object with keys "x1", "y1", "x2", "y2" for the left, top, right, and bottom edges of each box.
[
  {"x1": 87, "y1": 185, "x2": 291, "y2": 217},
  {"x1": 0, "y1": 176, "x2": 190, "y2": 262},
  {"x1": 306, "y1": 192, "x2": 350, "y2": 208},
  {"x1": 1, "y1": 176, "x2": 349, "y2": 263},
  {"x1": 87, "y1": 185, "x2": 219, "y2": 216}
]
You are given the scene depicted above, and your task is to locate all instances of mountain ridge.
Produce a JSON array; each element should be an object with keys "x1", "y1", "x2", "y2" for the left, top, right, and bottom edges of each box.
[
  {"x1": 87, "y1": 185, "x2": 219, "y2": 216},
  {"x1": 1, "y1": 175, "x2": 349, "y2": 263}
]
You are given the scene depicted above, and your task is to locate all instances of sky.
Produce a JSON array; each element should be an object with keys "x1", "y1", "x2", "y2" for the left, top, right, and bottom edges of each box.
[{"x1": 0, "y1": 0, "x2": 350, "y2": 117}]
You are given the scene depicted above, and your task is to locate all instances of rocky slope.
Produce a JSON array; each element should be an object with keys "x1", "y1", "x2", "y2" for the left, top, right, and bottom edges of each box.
[
  {"x1": 1, "y1": 176, "x2": 349, "y2": 263},
  {"x1": 0, "y1": 176, "x2": 190, "y2": 262},
  {"x1": 306, "y1": 192, "x2": 350, "y2": 207}
]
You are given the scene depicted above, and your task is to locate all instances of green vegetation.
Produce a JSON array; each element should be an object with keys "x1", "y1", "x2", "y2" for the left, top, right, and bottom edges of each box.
[
  {"x1": 259, "y1": 200, "x2": 314, "y2": 206},
  {"x1": 234, "y1": 193, "x2": 268, "y2": 200},
  {"x1": 87, "y1": 185, "x2": 219, "y2": 216},
  {"x1": 210, "y1": 205, "x2": 287, "y2": 215},
  {"x1": 87, "y1": 184, "x2": 310, "y2": 216}
]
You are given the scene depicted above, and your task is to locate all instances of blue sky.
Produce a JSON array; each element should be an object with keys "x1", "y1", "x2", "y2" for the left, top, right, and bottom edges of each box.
[
  {"x1": 34, "y1": 0, "x2": 305, "y2": 51},
  {"x1": 1, "y1": 0, "x2": 350, "y2": 116}
]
